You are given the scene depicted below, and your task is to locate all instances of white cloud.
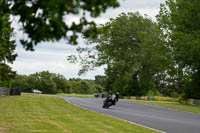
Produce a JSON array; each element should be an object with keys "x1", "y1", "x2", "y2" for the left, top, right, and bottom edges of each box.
[{"x1": 12, "y1": 43, "x2": 105, "y2": 79}]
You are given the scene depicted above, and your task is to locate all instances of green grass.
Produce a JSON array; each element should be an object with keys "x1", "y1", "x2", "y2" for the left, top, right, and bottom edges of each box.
[
  {"x1": 58, "y1": 93, "x2": 94, "y2": 98},
  {"x1": 124, "y1": 100, "x2": 200, "y2": 114},
  {"x1": 0, "y1": 95, "x2": 158, "y2": 133},
  {"x1": 149, "y1": 96, "x2": 178, "y2": 102}
]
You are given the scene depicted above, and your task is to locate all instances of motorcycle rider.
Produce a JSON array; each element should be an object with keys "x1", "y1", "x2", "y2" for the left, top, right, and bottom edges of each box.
[
  {"x1": 103, "y1": 92, "x2": 119, "y2": 108},
  {"x1": 111, "y1": 92, "x2": 119, "y2": 105}
]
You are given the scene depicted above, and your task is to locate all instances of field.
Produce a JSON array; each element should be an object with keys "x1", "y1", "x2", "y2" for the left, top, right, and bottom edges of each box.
[{"x1": 0, "y1": 94, "x2": 158, "y2": 133}]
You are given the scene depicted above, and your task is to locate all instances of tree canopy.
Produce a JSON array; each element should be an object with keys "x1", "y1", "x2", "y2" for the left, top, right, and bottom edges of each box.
[
  {"x1": 10, "y1": 71, "x2": 105, "y2": 94},
  {"x1": 0, "y1": 10, "x2": 17, "y2": 87},
  {"x1": 1, "y1": 0, "x2": 120, "y2": 50},
  {"x1": 157, "y1": 0, "x2": 200, "y2": 99},
  {"x1": 1, "y1": 0, "x2": 200, "y2": 99},
  {"x1": 68, "y1": 1, "x2": 200, "y2": 99},
  {"x1": 69, "y1": 12, "x2": 170, "y2": 96}
]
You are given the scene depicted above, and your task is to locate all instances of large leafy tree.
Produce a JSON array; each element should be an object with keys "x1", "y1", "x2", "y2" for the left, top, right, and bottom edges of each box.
[
  {"x1": 0, "y1": 9, "x2": 17, "y2": 87},
  {"x1": 157, "y1": 0, "x2": 200, "y2": 99},
  {"x1": 95, "y1": 75, "x2": 107, "y2": 88},
  {"x1": 35, "y1": 71, "x2": 57, "y2": 94},
  {"x1": 52, "y1": 74, "x2": 67, "y2": 93},
  {"x1": 71, "y1": 12, "x2": 170, "y2": 96},
  {"x1": 1, "y1": 0, "x2": 119, "y2": 50},
  {"x1": 10, "y1": 75, "x2": 29, "y2": 90}
]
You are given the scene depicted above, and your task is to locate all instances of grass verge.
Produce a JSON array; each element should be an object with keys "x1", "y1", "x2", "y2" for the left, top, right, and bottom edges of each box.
[
  {"x1": 0, "y1": 95, "x2": 158, "y2": 133},
  {"x1": 123, "y1": 100, "x2": 200, "y2": 114},
  {"x1": 57, "y1": 93, "x2": 94, "y2": 98}
]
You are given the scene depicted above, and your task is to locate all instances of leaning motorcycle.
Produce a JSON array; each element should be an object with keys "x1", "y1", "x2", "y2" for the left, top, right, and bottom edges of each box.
[
  {"x1": 102, "y1": 92, "x2": 119, "y2": 109},
  {"x1": 102, "y1": 95, "x2": 113, "y2": 109}
]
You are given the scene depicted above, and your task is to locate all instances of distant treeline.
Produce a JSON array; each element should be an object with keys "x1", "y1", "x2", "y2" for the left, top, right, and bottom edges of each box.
[{"x1": 9, "y1": 71, "x2": 105, "y2": 94}]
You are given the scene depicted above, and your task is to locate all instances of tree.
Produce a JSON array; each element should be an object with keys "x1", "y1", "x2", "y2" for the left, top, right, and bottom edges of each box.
[
  {"x1": 38, "y1": 71, "x2": 57, "y2": 94},
  {"x1": 25, "y1": 71, "x2": 57, "y2": 94},
  {"x1": 157, "y1": 0, "x2": 200, "y2": 99},
  {"x1": 10, "y1": 75, "x2": 29, "y2": 91},
  {"x1": 1, "y1": 0, "x2": 119, "y2": 50},
  {"x1": 71, "y1": 12, "x2": 170, "y2": 96},
  {"x1": 66, "y1": 78, "x2": 101, "y2": 94},
  {"x1": 0, "y1": 8, "x2": 17, "y2": 87},
  {"x1": 52, "y1": 74, "x2": 67, "y2": 93},
  {"x1": 95, "y1": 75, "x2": 107, "y2": 88}
]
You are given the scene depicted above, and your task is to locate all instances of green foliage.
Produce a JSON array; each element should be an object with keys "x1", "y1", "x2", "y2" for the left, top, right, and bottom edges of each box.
[
  {"x1": 10, "y1": 75, "x2": 29, "y2": 90},
  {"x1": 10, "y1": 71, "x2": 104, "y2": 94},
  {"x1": 2, "y1": 0, "x2": 119, "y2": 50},
  {"x1": 178, "y1": 95, "x2": 185, "y2": 104},
  {"x1": 3, "y1": 0, "x2": 199, "y2": 99},
  {"x1": 52, "y1": 74, "x2": 67, "y2": 93},
  {"x1": 157, "y1": 0, "x2": 200, "y2": 99},
  {"x1": 147, "y1": 90, "x2": 161, "y2": 96},
  {"x1": 95, "y1": 75, "x2": 107, "y2": 88},
  {"x1": 0, "y1": 7, "x2": 17, "y2": 87},
  {"x1": 67, "y1": 78, "x2": 103, "y2": 94},
  {"x1": 72, "y1": 12, "x2": 170, "y2": 96},
  {"x1": 0, "y1": 0, "x2": 120, "y2": 87}
]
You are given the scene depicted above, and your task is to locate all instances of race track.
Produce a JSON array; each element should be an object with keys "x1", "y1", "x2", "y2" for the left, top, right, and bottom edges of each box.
[{"x1": 61, "y1": 96, "x2": 200, "y2": 133}]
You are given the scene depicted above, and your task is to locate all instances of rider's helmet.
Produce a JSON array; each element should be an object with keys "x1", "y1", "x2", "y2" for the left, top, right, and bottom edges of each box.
[{"x1": 116, "y1": 92, "x2": 119, "y2": 96}]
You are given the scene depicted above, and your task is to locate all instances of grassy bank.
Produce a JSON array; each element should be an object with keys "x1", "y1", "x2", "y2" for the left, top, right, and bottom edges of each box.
[
  {"x1": 58, "y1": 93, "x2": 94, "y2": 98},
  {"x1": 0, "y1": 95, "x2": 158, "y2": 133},
  {"x1": 123, "y1": 100, "x2": 200, "y2": 114},
  {"x1": 121, "y1": 96, "x2": 178, "y2": 102}
]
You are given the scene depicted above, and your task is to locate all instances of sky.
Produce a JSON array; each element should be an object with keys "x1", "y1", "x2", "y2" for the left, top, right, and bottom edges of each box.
[{"x1": 10, "y1": 0, "x2": 166, "y2": 80}]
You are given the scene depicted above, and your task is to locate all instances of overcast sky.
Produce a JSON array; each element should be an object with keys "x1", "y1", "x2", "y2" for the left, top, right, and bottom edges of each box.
[{"x1": 11, "y1": 0, "x2": 166, "y2": 79}]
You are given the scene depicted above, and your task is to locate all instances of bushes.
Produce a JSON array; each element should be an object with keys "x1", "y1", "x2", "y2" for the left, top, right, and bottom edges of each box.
[
  {"x1": 147, "y1": 90, "x2": 161, "y2": 96},
  {"x1": 151, "y1": 96, "x2": 178, "y2": 102},
  {"x1": 10, "y1": 72, "x2": 105, "y2": 94}
]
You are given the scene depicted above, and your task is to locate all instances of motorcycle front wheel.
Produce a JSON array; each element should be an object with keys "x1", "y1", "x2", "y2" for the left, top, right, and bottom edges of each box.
[{"x1": 106, "y1": 101, "x2": 112, "y2": 109}]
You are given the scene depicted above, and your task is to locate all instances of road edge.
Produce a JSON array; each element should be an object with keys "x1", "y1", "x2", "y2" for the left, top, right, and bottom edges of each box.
[{"x1": 60, "y1": 96, "x2": 166, "y2": 133}]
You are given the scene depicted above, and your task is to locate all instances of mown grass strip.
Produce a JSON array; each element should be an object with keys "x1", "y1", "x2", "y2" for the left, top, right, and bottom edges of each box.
[
  {"x1": 123, "y1": 100, "x2": 200, "y2": 114},
  {"x1": 0, "y1": 95, "x2": 158, "y2": 133},
  {"x1": 58, "y1": 93, "x2": 94, "y2": 98}
]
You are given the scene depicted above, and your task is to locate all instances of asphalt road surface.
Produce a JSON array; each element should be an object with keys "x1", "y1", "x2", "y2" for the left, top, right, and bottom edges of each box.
[{"x1": 61, "y1": 96, "x2": 200, "y2": 133}]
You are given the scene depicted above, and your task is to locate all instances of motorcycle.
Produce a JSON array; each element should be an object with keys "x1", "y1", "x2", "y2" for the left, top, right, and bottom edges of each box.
[{"x1": 102, "y1": 92, "x2": 119, "y2": 109}]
